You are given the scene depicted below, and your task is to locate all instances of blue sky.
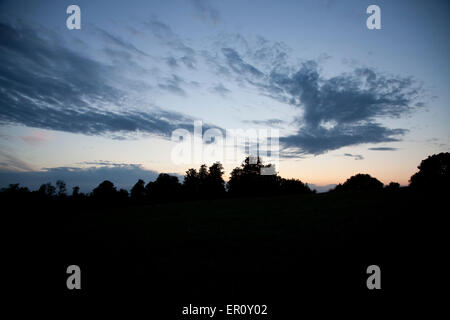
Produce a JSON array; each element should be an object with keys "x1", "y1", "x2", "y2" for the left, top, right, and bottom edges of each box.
[{"x1": 0, "y1": 0, "x2": 449, "y2": 192}]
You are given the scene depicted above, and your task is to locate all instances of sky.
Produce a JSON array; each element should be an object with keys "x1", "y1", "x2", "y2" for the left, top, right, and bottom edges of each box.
[{"x1": 0, "y1": 0, "x2": 449, "y2": 192}]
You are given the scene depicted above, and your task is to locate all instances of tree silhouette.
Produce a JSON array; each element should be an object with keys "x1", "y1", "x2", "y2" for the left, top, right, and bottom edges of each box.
[
  {"x1": 228, "y1": 156, "x2": 264, "y2": 195},
  {"x1": 56, "y1": 180, "x2": 67, "y2": 197},
  {"x1": 199, "y1": 164, "x2": 208, "y2": 181},
  {"x1": 92, "y1": 180, "x2": 117, "y2": 201},
  {"x1": 409, "y1": 152, "x2": 450, "y2": 192},
  {"x1": 72, "y1": 186, "x2": 80, "y2": 197},
  {"x1": 334, "y1": 174, "x2": 383, "y2": 192},
  {"x1": 0, "y1": 183, "x2": 30, "y2": 201},
  {"x1": 206, "y1": 162, "x2": 226, "y2": 196},
  {"x1": 280, "y1": 178, "x2": 313, "y2": 194},
  {"x1": 183, "y1": 168, "x2": 200, "y2": 196},
  {"x1": 182, "y1": 162, "x2": 225, "y2": 198},
  {"x1": 8, "y1": 155, "x2": 448, "y2": 205},
  {"x1": 131, "y1": 179, "x2": 146, "y2": 202},
  {"x1": 385, "y1": 182, "x2": 400, "y2": 191},
  {"x1": 118, "y1": 188, "x2": 129, "y2": 202},
  {"x1": 1, "y1": 183, "x2": 29, "y2": 194},
  {"x1": 228, "y1": 156, "x2": 311, "y2": 196},
  {"x1": 146, "y1": 173, "x2": 181, "y2": 201},
  {"x1": 38, "y1": 182, "x2": 56, "y2": 197}
]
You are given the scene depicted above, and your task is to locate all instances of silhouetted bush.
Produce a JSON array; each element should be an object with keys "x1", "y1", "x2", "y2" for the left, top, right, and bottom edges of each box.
[
  {"x1": 72, "y1": 186, "x2": 80, "y2": 197},
  {"x1": 92, "y1": 180, "x2": 117, "y2": 201},
  {"x1": 206, "y1": 162, "x2": 226, "y2": 196},
  {"x1": 146, "y1": 173, "x2": 181, "y2": 201},
  {"x1": 183, "y1": 162, "x2": 225, "y2": 198},
  {"x1": 1, "y1": 183, "x2": 29, "y2": 194},
  {"x1": 118, "y1": 188, "x2": 130, "y2": 202},
  {"x1": 385, "y1": 182, "x2": 400, "y2": 191},
  {"x1": 183, "y1": 168, "x2": 200, "y2": 196},
  {"x1": 409, "y1": 152, "x2": 450, "y2": 192},
  {"x1": 280, "y1": 178, "x2": 314, "y2": 194},
  {"x1": 56, "y1": 180, "x2": 67, "y2": 197},
  {"x1": 228, "y1": 157, "x2": 275, "y2": 195},
  {"x1": 38, "y1": 182, "x2": 56, "y2": 197},
  {"x1": 333, "y1": 174, "x2": 383, "y2": 192},
  {"x1": 131, "y1": 179, "x2": 146, "y2": 202},
  {"x1": 228, "y1": 157, "x2": 312, "y2": 196},
  {"x1": 0, "y1": 183, "x2": 30, "y2": 203}
]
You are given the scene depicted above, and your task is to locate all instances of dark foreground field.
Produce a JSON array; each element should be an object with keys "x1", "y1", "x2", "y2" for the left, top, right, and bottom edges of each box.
[{"x1": 16, "y1": 189, "x2": 442, "y2": 314}]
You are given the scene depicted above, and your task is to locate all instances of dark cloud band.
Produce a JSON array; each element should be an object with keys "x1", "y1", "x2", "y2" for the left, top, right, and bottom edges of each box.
[{"x1": 0, "y1": 22, "x2": 211, "y2": 138}]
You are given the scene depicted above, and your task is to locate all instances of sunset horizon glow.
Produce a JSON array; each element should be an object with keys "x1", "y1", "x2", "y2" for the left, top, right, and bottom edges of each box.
[{"x1": 1, "y1": 0, "x2": 449, "y2": 193}]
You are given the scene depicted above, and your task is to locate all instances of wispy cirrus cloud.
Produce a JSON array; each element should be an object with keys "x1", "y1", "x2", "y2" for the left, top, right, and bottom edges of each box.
[
  {"x1": 343, "y1": 153, "x2": 364, "y2": 160},
  {"x1": 142, "y1": 18, "x2": 197, "y2": 69},
  {"x1": 0, "y1": 150, "x2": 34, "y2": 172},
  {"x1": 368, "y1": 147, "x2": 399, "y2": 151},
  {"x1": 190, "y1": 0, "x2": 220, "y2": 24},
  {"x1": 158, "y1": 74, "x2": 187, "y2": 96},
  {"x1": 242, "y1": 119, "x2": 284, "y2": 127},
  {"x1": 165, "y1": 56, "x2": 179, "y2": 68},
  {"x1": 266, "y1": 62, "x2": 423, "y2": 155},
  {"x1": 0, "y1": 21, "x2": 215, "y2": 138},
  {"x1": 222, "y1": 48, "x2": 264, "y2": 78},
  {"x1": 0, "y1": 19, "x2": 425, "y2": 158},
  {"x1": 210, "y1": 33, "x2": 292, "y2": 74},
  {"x1": 193, "y1": 29, "x2": 425, "y2": 156},
  {"x1": 211, "y1": 83, "x2": 231, "y2": 97},
  {"x1": 208, "y1": 42, "x2": 423, "y2": 155},
  {"x1": 201, "y1": 34, "x2": 424, "y2": 156},
  {"x1": 95, "y1": 27, "x2": 150, "y2": 58}
]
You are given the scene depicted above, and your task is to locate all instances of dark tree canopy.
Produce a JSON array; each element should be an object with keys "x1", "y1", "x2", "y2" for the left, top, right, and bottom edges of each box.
[
  {"x1": 2, "y1": 183, "x2": 28, "y2": 193},
  {"x1": 72, "y1": 186, "x2": 80, "y2": 197},
  {"x1": 146, "y1": 173, "x2": 181, "y2": 200},
  {"x1": 11, "y1": 154, "x2": 442, "y2": 204},
  {"x1": 385, "y1": 182, "x2": 400, "y2": 191},
  {"x1": 184, "y1": 168, "x2": 200, "y2": 195},
  {"x1": 131, "y1": 179, "x2": 146, "y2": 202},
  {"x1": 228, "y1": 156, "x2": 276, "y2": 195},
  {"x1": 92, "y1": 180, "x2": 117, "y2": 200},
  {"x1": 56, "y1": 180, "x2": 67, "y2": 197},
  {"x1": 182, "y1": 162, "x2": 225, "y2": 198},
  {"x1": 1, "y1": 183, "x2": 30, "y2": 197},
  {"x1": 118, "y1": 188, "x2": 130, "y2": 201},
  {"x1": 280, "y1": 178, "x2": 313, "y2": 195},
  {"x1": 228, "y1": 156, "x2": 312, "y2": 196},
  {"x1": 334, "y1": 173, "x2": 384, "y2": 192},
  {"x1": 38, "y1": 182, "x2": 56, "y2": 197},
  {"x1": 409, "y1": 152, "x2": 450, "y2": 191},
  {"x1": 207, "y1": 162, "x2": 226, "y2": 195}
]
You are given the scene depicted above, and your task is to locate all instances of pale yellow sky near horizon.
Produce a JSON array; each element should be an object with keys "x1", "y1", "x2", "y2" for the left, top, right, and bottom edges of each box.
[{"x1": 1, "y1": 124, "x2": 448, "y2": 188}]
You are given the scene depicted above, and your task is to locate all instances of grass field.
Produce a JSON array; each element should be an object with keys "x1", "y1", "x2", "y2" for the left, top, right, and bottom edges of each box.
[{"x1": 16, "y1": 187, "x2": 439, "y2": 315}]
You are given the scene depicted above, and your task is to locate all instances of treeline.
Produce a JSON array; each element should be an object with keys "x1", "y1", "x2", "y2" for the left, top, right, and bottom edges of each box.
[
  {"x1": 330, "y1": 152, "x2": 450, "y2": 193},
  {"x1": 0, "y1": 157, "x2": 314, "y2": 205},
  {"x1": 1, "y1": 152, "x2": 449, "y2": 205}
]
